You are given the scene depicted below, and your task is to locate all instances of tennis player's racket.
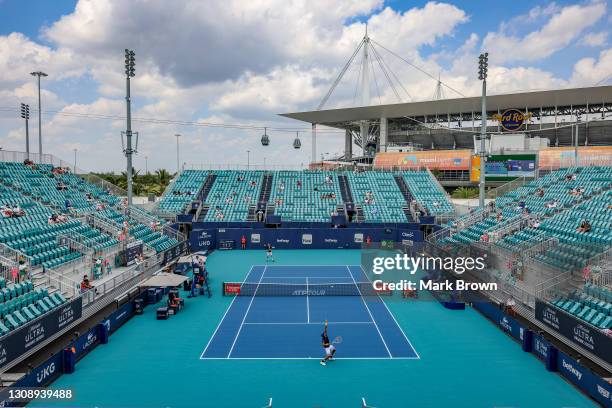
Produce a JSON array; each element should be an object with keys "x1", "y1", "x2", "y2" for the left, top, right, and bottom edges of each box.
[{"x1": 332, "y1": 336, "x2": 343, "y2": 344}]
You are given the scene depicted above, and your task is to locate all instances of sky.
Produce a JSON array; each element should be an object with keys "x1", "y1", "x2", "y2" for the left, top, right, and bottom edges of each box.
[{"x1": 0, "y1": 0, "x2": 610, "y2": 173}]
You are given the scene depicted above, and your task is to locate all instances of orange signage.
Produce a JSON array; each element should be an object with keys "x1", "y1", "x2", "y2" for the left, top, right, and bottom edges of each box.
[
  {"x1": 374, "y1": 150, "x2": 472, "y2": 170},
  {"x1": 538, "y1": 146, "x2": 612, "y2": 169}
]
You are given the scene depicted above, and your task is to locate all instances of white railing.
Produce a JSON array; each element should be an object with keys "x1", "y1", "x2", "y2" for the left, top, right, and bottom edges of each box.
[
  {"x1": 46, "y1": 268, "x2": 79, "y2": 299},
  {"x1": 487, "y1": 176, "x2": 531, "y2": 199}
]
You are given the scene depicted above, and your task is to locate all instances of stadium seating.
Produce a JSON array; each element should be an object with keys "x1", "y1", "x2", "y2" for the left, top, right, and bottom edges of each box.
[
  {"x1": 202, "y1": 171, "x2": 264, "y2": 222},
  {"x1": 442, "y1": 167, "x2": 612, "y2": 254},
  {"x1": 160, "y1": 169, "x2": 456, "y2": 223},
  {"x1": 346, "y1": 171, "x2": 406, "y2": 222},
  {"x1": 158, "y1": 170, "x2": 209, "y2": 214},
  {"x1": 0, "y1": 278, "x2": 67, "y2": 336},
  {"x1": 551, "y1": 283, "x2": 612, "y2": 329},
  {"x1": 271, "y1": 171, "x2": 342, "y2": 222},
  {"x1": 402, "y1": 171, "x2": 454, "y2": 215}
]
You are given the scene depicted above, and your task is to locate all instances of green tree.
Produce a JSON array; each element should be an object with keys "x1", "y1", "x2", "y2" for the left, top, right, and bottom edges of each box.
[{"x1": 451, "y1": 187, "x2": 479, "y2": 199}]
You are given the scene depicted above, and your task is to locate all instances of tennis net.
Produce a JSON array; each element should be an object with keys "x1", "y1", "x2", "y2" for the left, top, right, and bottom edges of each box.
[{"x1": 222, "y1": 281, "x2": 391, "y2": 297}]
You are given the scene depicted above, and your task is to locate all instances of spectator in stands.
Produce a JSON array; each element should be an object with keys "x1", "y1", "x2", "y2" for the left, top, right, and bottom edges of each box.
[
  {"x1": 250, "y1": 180, "x2": 257, "y2": 187},
  {"x1": 480, "y1": 233, "x2": 489, "y2": 242},
  {"x1": 56, "y1": 181, "x2": 67, "y2": 191},
  {"x1": 65, "y1": 199, "x2": 72, "y2": 211},
  {"x1": 244, "y1": 195, "x2": 251, "y2": 204},
  {"x1": 95, "y1": 202, "x2": 106, "y2": 211},
  {"x1": 23, "y1": 159, "x2": 34, "y2": 166},
  {"x1": 237, "y1": 175, "x2": 244, "y2": 182},
  {"x1": 48, "y1": 213, "x2": 59, "y2": 225},
  {"x1": 11, "y1": 205, "x2": 24, "y2": 217},
  {"x1": 583, "y1": 263, "x2": 591, "y2": 282},
  {"x1": 608, "y1": 204, "x2": 612, "y2": 210},
  {"x1": 225, "y1": 197, "x2": 233, "y2": 205},
  {"x1": 488, "y1": 201, "x2": 496, "y2": 211},
  {"x1": 545, "y1": 200, "x2": 558, "y2": 209},
  {"x1": 17, "y1": 256, "x2": 28, "y2": 283},
  {"x1": 279, "y1": 181, "x2": 285, "y2": 192},
  {"x1": 80, "y1": 276, "x2": 93, "y2": 293},
  {"x1": 496, "y1": 212, "x2": 503, "y2": 222},
  {"x1": 296, "y1": 180, "x2": 302, "y2": 190},
  {"x1": 256, "y1": 209, "x2": 264, "y2": 222},
  {"x1": 504, "y1": 296, "x2": 516, "y2": 317},
  {"x1": 577, "y1": 220, "x2": 591, "y2": 233},
  {"x1": 530, "y1": 218, "x2": 541, "y2": 229},
  {"x1": 535, "y1": 188, "x2": 545, "y2": 197},
  {"x1": 86, "y1": 192, "x2": 94, "y2": 202}
]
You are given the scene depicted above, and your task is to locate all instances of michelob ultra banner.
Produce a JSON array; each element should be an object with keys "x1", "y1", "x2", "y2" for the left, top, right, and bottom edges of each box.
[{"x1": 374, "y1": 150, "x2": 471, "y2": 170}]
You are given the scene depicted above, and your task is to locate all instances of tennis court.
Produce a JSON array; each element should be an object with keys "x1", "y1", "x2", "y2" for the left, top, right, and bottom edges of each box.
[
  {"x1": 201, "y1": 265, "x2": 419, "y2": 359},
  {"x1": 31, "y1": 250, "x2": 596, "y2": 408}
]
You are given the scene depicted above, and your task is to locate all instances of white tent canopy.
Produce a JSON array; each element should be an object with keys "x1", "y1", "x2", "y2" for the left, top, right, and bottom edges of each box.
[{"x1": 140, "y1": 273, "x2": 188, "y2": 287}]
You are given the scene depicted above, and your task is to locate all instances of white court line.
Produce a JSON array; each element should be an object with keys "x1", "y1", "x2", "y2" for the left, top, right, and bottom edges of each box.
[
  {"x1": 259, "y1": 276, "x2": 350, "y2": 279},
  {"x1": 202, "y1": 357, "x2": 417, "y2": 360},
  {"x1": 227, "y1": 265, "x2": 267, "y2": 358},
  {"x1": 346, "y1": 266, "x2": 393, "y2": 359},
  {"x1": 200, "y1": 265, "x2": 256, "y2": 359},
  {"x1": 358, "y1": 265, "x2": 421, "y2": 360},
  {"x1": 243, "y1": 321, "x2": 374, "y2": 325},
  {"x1": 306, "y1": 277, "x2": 310, "y2": 323}
]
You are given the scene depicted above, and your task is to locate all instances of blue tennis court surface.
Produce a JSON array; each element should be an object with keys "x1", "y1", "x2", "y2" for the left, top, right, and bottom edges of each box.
[{"x1": 201, "y1": 265, "x2": 419, "y2": 359}]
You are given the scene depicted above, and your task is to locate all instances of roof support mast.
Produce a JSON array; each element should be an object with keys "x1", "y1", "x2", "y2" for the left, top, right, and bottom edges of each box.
[{"x1": 360, "y1": 25, "x2": 371, "y2": 157}]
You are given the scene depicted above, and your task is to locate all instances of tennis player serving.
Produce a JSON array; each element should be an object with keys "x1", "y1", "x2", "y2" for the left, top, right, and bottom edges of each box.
[{"x1": 320, "y1": 320, "x2": 338, "y2": 366}]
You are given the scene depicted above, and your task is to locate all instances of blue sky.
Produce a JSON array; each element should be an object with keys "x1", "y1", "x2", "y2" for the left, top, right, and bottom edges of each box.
[{"x1": 0, "y1": 0, "x2": 609, "y2": 172}]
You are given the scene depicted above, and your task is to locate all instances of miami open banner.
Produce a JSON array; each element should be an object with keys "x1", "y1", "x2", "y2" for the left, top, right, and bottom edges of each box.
[{"x1": 373, "y1": 150, "x2": 471, "y2": 170}]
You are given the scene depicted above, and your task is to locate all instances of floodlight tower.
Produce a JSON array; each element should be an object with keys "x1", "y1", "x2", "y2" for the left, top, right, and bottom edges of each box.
[
  {"x1": 478, "y1": 52, "x2": 489, "y2": 209},
  {"x1": 123, "y1": 49, "x2": 136, "y2": 206},
  {"x1": 20, "y1": 103, "x2": 30, "y2": 159},
  {"x1": 30, "y1": 71, "x2": 47, "y2": 158}
]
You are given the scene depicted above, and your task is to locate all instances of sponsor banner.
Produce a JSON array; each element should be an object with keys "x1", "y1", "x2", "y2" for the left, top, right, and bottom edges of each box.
[
  {"x1": 492, "y1": 109, "x2": 533, "y2": 132},
  {"x1": 189, "y1": 229, "x2": 216, "y2": 251},
  {"x1": 162, "y1": 241, "x2": 189, "y2": 265},
  {"x1": 0, "y1": 297, "x2": 82, "y2": 370},
  {"x1": 532, "y1": 333, "x2": 550, "y2": 361},
  {"x1": 535, "y1": 300, "x2": 612, "y2": 365},
  {"x1": 538, "y1": 146, "x2": 612, "y2": 169},
  {"x1": 470, "y1": 155, "x2": 481, "y2": 182},
  {"x1": 373, "y1": 150, "x2": 471, "y2": 170},
  {"x1": 106, "y1": 301, "x2": 135, "y2": 333},
  {"x1": 73, "y1": 326, "x2": 100, "y2": 360},
  {"x1": 557, "y1": 351, "x2": 612, "y2": 407},
  {"x1": 223, "y1": 282, "x2": 242, "y2": 296},
  {"x1": 126, "y1": 240, "x2": 143, "y2": 266},
  {"x1": 485, "y1": 154, "x2": 536, "y2": 178},
  {"x1": 472, "y1": 301, "x2": 523, "y2": 342}
]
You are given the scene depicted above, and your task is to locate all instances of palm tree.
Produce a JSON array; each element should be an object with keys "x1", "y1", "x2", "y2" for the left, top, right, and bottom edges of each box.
[{"x1": 451, "y1": 187, "x2": 479, "y2": 199}]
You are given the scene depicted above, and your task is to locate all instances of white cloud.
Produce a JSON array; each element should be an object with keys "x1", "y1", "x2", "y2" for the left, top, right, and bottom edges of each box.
[
  {"x1": 0, "y1": 0, "x2": 610, "y2": 173},
  {"x1": 570, "y1": 48, "x2": 612, "y2": 85},
  {"x1": 483, "y1": 1, "x2": 607, "y2": 63},
  {"x1": 582, "y1": 31, "x2": 608, "y2": 47}
]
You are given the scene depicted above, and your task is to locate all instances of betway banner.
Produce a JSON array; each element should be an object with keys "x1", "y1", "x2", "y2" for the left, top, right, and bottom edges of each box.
[
  {"x1": 0, "y1": 297, "x2": 83, "y2": 370},
  {"x1": 535, "y1": 300, "x2": 612, "y2": 365}
]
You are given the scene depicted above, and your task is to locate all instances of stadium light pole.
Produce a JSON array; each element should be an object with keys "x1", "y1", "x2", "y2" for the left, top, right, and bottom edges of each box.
[
  {"x1": 20, "y1": 103, "x2": 30, "y2": 159},
  {"x1": 73, "y1": 148, "x2": 77, "y2": 173},
  {"x1": 247, "y1": 150, "x2": 250, "y2": 170},
  {"x1": 30, "y1": 71, "x2": 47, "y2": 160},
  {"x1": 175, "y1": 134, "x2": 181, "y2": 174},
  {"x1": 145, "y1": 155, "x2": 148, "y2": 175},
  {"x1": 124, "y1": 49, "x2": 136, "y2": 206},
  {"x1": 478, "y1": 52, "x2": 488, "y2": 209}
]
